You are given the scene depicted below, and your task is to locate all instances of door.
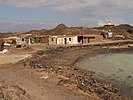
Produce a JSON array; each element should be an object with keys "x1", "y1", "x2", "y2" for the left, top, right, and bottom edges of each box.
[
  {"x1": 64, "y1": 38, "x2": 67, "y2": 44},
  {"x1": 34, "y1": 37, "x2": 37, "y2": 43}
]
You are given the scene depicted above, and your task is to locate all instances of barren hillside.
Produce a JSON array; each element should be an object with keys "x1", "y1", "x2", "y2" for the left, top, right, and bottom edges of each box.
[
  {"x1": 1, "y1": 24, "x2": 133, "y2": 40},
  {"x1": 94, "y1": 24, "x2": 133, "y2": 39}
]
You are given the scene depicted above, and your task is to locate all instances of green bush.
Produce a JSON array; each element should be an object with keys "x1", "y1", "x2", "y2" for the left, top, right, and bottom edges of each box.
[{"x1": 37, "y1": 50, "x2": 45, "y2": 53}]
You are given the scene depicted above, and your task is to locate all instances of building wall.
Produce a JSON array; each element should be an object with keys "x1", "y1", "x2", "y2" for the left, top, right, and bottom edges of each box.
[
  {"x1": 0, "y1": 40, "x2": 4, "y2": 51},
  {"x1": 107, "y1": 32, "x2": 113, "y2": 38},
  {"x1": 90, "y1": 35, "x2": 103, "y2": 43},
  {"x1": 49, "y1": 36, "x2": 78, "y2": 45},
  {"x1": 16, "y1": 38, "x2": 25, "y2": 44},
  {"x1": 49, "y1": 36, "x2": 57, "y2": 45},
  {"x1": 41, "y1": 37, "x2": 49, "y2": 43},
  {"x1": 57, "y1": 37, "x2": 63, "y2": 44},
  {"x1": 61, "y1": 36, "x2": 78, "y2": 45},
  {"x1": 72, "y1": 36, "x2": 78, "y2": 44},
  {"x1": 49, "y1": 35, "x2": 103, "y2": 45},
  {"x1": 83, "y1": 37, "x2": 89, "y2": 44}
]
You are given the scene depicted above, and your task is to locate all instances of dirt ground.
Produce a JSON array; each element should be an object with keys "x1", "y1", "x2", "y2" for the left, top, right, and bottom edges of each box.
[
  {"x1": 0, "y1": 44, "x2": 100, "y2": 100},
  {"x1": 0, "y1": 43, "x2": 132, "y2": 100}
]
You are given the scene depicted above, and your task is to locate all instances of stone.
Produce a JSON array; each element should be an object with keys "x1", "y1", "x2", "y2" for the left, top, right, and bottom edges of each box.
[{"x1": 0, "y1": 92, "x2": 4, "y2": 99}]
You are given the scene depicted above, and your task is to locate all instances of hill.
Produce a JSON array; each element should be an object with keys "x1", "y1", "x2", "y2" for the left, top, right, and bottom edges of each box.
[
  {"x1": 94, "y1": 24, "x2": 133, "y2": 39},
  {"x1": 1, "y1": 23, "x2": 133, "y2": 40}
]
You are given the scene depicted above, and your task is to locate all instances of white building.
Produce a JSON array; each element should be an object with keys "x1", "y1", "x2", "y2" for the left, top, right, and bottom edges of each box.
[
  {"x1": 49, "y1": 34, "x2": 103, "y2": 45},
  {"x1": 49, "y1": 35, "x2": 78, "y2": 45}
]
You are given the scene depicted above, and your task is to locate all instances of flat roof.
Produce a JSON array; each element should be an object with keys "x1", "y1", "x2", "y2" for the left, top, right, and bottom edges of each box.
[{"x1": 50, "y1": 34, "x2": 99, "y2": 38}]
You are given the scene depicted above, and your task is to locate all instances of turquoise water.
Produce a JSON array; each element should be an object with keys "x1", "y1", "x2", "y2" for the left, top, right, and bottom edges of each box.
[{"x1": 75, "y1": 52, "x2": 133, "y2": 98}]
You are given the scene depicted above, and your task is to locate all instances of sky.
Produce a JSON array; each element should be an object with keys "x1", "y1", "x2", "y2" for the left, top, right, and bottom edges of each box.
[{"x1": 0, "y1": 0, "x2": 133, "y2": 32}]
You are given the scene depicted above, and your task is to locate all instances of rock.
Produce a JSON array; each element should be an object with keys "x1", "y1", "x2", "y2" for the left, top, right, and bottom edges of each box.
[
  {"x1": 41, "y1": 75, "x2": 49, "y2": 80},
  {"x1": 57, "y1": 80, "x2": 69, "y2": 86},
  {"x1": 77, "y1": 83, "x2": 86, "y2": 92},
  {"x1": 4, "y1": 94, "x2": 12, "y2": 100},
  {"x1": 96, "y1": 87, "x2": 105, "y2": 95},
  {"x1": 69, "y1": 74, "x2": 76, "y2": 82},
  {"x1": 13, "y1": 85, "x2": 26, "y2": 95},
  {"x1": 102, "y1": 94, "x2": 109, "y2": 100},
  {"x1": 88, "y1": 88, "x2": 95, "y2": 93},
  {"x1": 0, "y1": 92, "x2": 4, "y2": 99},
  {"x1": 127, "y1": 75, "x2": 131, "y2": 78}
]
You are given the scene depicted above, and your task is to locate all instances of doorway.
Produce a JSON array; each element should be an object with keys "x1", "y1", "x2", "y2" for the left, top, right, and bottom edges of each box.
[{"x1": 64, "y1": 38, "x2": 67, "y2": 44}]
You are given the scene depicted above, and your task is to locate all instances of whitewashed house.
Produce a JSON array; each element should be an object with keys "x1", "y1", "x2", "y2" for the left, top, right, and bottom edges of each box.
[
  {"x1": 49, "y1": 34, "x2": 103, "y2": 45},
  {"x1": 49, "y1": 35, "x2": 78, "y2": 45}
]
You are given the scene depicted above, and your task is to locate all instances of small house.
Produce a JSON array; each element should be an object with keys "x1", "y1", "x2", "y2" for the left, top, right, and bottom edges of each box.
[
  {"x1": 31, "y1": 35, "x2": 49, "y2": 44},
  {"x1": 77, "y1": 35, "x2": 103, "y2": 44},
  {"x1": 49, "y1": 35, "x2": 78, "y2": 45},
  {"x1": 49, "y1": 34, "x2": 103, "y2": 45},
  {"x1": 107, "y1": 30, "x2": 113, "y2": 39}
]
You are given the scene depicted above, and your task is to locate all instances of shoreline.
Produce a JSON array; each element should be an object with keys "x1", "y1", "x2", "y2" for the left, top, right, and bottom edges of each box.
[
  {"x1": 74, "y1": 50, "x2": 133, "y2": 98},
  {"x1": 23, "y1": 45, "x2": 133, "y2": 100}
]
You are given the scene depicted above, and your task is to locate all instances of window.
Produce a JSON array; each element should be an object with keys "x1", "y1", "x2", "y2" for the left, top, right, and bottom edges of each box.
[
  {"x1": 22, "y1": 38, "x2": 24, "y2": 41},
  {"x1": 89, "y1": 37, "x2": 95, "y2": 39},
  {"x1": 69, "y1": 38, "x2": 71, "y2": 41},
  {"x1": 83, "y1": 37, "x2": 87, "y2": 39}
]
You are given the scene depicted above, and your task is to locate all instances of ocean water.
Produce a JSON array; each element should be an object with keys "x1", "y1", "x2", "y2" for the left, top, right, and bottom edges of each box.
[{"x1": 75, "y1": 52, "x2": 133, "y2": 98}]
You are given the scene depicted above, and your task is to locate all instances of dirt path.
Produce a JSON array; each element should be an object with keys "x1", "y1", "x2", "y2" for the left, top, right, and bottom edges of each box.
[{"x1": 0, "y1": 54, "x2": 31, "y2": 64}]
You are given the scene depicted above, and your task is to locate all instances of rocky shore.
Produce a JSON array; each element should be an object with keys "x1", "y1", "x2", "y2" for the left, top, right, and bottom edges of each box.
[{"x1": 21, "y1": 44, "x2": 133, "y2": 100}]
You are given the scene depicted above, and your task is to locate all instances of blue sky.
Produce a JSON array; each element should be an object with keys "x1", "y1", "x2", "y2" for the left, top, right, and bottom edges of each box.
[{"x1": 0, "y1": 0, "x2": 133, "y2": 32}]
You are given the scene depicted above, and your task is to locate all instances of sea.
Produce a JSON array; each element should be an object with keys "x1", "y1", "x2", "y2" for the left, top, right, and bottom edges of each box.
[{"x1": 75, "y1": 52, "x2": 133, "y2": 98}]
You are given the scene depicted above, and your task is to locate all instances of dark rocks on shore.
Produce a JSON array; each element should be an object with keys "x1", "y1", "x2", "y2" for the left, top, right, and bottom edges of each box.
[{"x1": 23, "y1": 45, "x2": 133, "y2": 100}]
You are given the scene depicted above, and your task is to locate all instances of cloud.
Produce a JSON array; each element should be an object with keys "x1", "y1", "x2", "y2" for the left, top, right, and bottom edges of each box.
[
  {"x1": 0, "y1": 0, "x2": 133, "y2": 28},
  {"x1": 0, "y1": 0, "x2": 51, "y2": 7},
  {"x1": 0, "y1": 0, "x2": 132, "y2": 14},
  {"x1": 0, "y1": 0, "x2": 133, "y2": 16},
  {"x1": 97, "y1": 18, "x2": 124, "y2": 26},
  {"x1": 0, "y1": 19, "x2": 54, "y2": 32},
  {"x1": 97, "y1": 20, "x2": 106, "y2": 26},
  {"x1": 0, "y1": 0, "x2": 66, "y2": 7},
  {"x1": 81, "y1": 17, "x2": 98, "y2": 21}
]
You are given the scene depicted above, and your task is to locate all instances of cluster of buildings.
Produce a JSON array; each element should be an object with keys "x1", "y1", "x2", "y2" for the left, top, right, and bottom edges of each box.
[
  {"x1": 2, "y1": 21, "x2": 129, "y2": 48},
  {"x1": 3, "y1": 34, "x2": 49, "y2": 46},
  {"x1": 2, "y1": 23, "x2": 120, "y2": 47},
  {"x1": 2, "y1": 30, "x2": 114, "y2": 47},
  {"x1": 49, "y1": 34, "x2": 104, "y2": 45}
]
